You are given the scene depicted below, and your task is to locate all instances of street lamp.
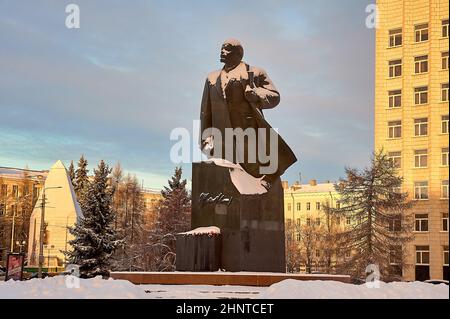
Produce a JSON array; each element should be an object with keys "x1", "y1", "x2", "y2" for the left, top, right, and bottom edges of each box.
[
  {"x1": 16, "y1": 240, "x2": 26, "y2": 253},
  {"x1": 38, "y1": 186, "x2": 62, "y2": 279}
]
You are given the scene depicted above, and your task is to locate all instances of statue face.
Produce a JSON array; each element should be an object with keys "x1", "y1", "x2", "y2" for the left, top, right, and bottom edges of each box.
[{"x1": 220, "y1": 43, "x2": 241, "y2": 65}]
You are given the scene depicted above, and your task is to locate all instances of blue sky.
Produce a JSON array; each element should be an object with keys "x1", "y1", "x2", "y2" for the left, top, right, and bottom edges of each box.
[{"x1": 0, "y1": 0, "x2": 375, "y2": 189}]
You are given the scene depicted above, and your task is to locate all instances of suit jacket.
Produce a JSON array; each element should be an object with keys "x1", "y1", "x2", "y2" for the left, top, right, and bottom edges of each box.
[{"x1": 200, "y1": 62, "x2": 297, "y2": 179}]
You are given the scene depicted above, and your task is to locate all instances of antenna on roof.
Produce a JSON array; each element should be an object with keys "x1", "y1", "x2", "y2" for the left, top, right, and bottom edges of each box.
[{"x1": 299, "y1": 172, "x2": 302, "y2": 185}]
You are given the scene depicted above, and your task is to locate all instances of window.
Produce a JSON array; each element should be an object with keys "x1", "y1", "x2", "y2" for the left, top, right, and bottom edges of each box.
[
  {"x1": 444, "y1": 246, "x2": 449, "y2": 267},
  {"x1": 12, "y1": 185, "x2": 18, "y2": 198},
  {"x1": 0, "y1": 184, "x2": 7, "y2": 197},
  {"x1": 443, "y1": 19, "x2": 449, "y2": 38},
  {"x1": 415, "y1": 214, "x2": 429, "y2": 232},
  {"x1": 296, "y1": 218, "x2": 301, "y2": 227},
  {"x1": 414, "y1": 181, "x2": 429, "y2": 200},
  {"x1": 441, "y1": 180, "x2": 449, "y2": 199},
  {"x1": 443, "y1": 52, "x2": 449, "y2": 70},
  {"x1": 336, "y1": 201, "x2": 341, "y2": 209},
  {"x1": 306, "y1": 218, "x2": 311, "y2": 226},
  {"x1": 442, "y1": 83, "x2": 449, "y2": 102},
  {"x1": 346, "y1": 217, "x2": 351, "y2": 225},
  {"x1": 414, "y1": 118, "x2": 428, "y2": 136},
  {"x1": 287, "y1": 203, "x2": 292, "y2": 211},
  {"x1": 306, "y1": 202, "x2": 311, "y2": 211},
  {"x1": 414, "y1": 55, "x2": 428, "y2": 74},
  {"x1": 388, "y1": 151, "x2": 402, "y2": 168},
  {"x1": 345, "y1": 251, "x2": 351, "y2": 259},
  {"x1": 388, "y1": 90, "x2": 402, "y2": 108},
  {"x1": 414, "y1": 86, "x2": 428, "y2": 105},
  {"x1": 10, "y1": 204, "x2": 17, "y2": 216},
  {"x1": 388, "y1": 59, "x2": 402, "y2": 77},
  {"x1": 415, "y1": 23, "x2": 429, "y2": 42},
  {"x1": 443, "y1": 213, "x2": 449, "y2": 232},
  {"x1": 389, "y1": 28, "x2": 402, "y2": 47},
  {"x1": 286, "y1": 219, "x2": 292, "y2": 227},
  {"x1": 296, "y1": 202, "x2": 301, "y2": 211},
  {"x1": 390, "y1": 246, "x2": 402, "y2": 265},
  {"x1": 442, "y1": 148, "x2": 449, "y2": 166},
  {"x1": 0, "y1": 204, "x2": 5, "y2": 216},
  {"x1": 296, "y1": 232, "x2": 301, "y2": 242},
  {"x1": 389, "y1": 218, "x2": 401, "y2": 232},
  {"x1": 315, "y1": 218, "x2": 321, "y2": 226},
  {"x1": 388, "y1": 120, "x2": 402, "y2": 138},
  {"x1": 442, "y1": 115, "x2": 449, "y2": 134},
  {"x1": 416, "y1": 246, "x2": 430, "y2": 265},
  {"x1": 414, "y1": 149, "x2": 428, "y2": 168},
  {"x1": 316, "y1": 202, "x2": 321, "y2": 210}
]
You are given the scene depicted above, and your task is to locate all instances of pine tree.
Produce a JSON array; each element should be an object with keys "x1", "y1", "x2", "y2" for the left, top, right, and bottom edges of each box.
[
  {"x1": 331, "y1": 150, "x2": 414, "y2": 281},
  {"x1": 74, "y1": 155, "x2": 89, "y2": 206},
  {"x1": 66, "y1": 160, "x2": 122, "y2": 278},
  {"x1": 147, "y1": 167, "x2": 191, "y2": 271},
  {"x1": 68, "y1": 161, "x2": 76, "y2": 189}
]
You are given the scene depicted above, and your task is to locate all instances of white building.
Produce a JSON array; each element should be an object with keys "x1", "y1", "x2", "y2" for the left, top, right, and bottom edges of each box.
[{"x1": 27, "y1": 160, "x2": 82, "y2": 268}]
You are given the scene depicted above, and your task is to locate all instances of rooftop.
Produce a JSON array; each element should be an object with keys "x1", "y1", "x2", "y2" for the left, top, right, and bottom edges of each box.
[{"x1": 0, "y1": 166, "x2": 48, "y2": 181}]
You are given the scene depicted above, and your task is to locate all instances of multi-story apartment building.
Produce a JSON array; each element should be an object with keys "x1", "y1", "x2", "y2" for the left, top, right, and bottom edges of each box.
[
  {"x1": 375, "y1": 0, "x2": 449, "y2": 281},
  {"x1": 0, "y1": 167, "x2": 47, "y2": 266}
]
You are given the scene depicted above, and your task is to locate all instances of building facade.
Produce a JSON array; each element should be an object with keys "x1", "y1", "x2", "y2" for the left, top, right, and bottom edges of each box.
[
  {"x1": 0, "y1": 167, "x2": 47, "y2": 266},
  {"x1": 375, "y1": 0, "x2": 449, "y2": 281},
  {"x1": 283, "y1": 180, "x2": 346, "y2": 273}
]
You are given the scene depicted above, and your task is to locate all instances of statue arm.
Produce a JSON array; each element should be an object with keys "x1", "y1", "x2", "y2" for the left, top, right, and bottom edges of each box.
[{"x1": 252, "y1": 69, "x2": 280, "y2": 109}]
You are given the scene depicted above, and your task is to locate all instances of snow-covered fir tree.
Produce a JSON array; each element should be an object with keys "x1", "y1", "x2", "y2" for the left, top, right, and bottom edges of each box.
[
  {"x1": 147, "y1": 167, "x2": 191, "y2": 271},
  {"x1": 66, "y1": 160, "x2": 122, "y2": 278},
  {"x1": 74, "y1": 155, "x2": 89, "y2": 206},
  {"x1": 331, "y1": 150, "x2": 414, "y2": 281}
]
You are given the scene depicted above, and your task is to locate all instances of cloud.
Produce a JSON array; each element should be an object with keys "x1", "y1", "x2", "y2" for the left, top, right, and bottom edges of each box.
[{"x1": 0, "y1": 0, "x2": 375, "y2": 187}]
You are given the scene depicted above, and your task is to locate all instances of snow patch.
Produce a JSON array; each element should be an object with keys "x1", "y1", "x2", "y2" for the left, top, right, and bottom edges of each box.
[
  {"x1": 259, "y1": 279, "x2": 449, "y2": 299},
  {"x1": 180, "y1": 226, "x2": 221, "y2": 236},
  {"x1": 205, "y1": 158, "x2": 268, "y2": 195}
]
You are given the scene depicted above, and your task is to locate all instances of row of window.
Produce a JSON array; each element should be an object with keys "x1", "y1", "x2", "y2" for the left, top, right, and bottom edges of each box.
[
  {"x1": 415, "y1": 245, "x2": 449, "y2": 267},
  {"x1": 286, "y1": 201, "x2": 339, "y2": 212},
  {"x1": 0, "y1": 203, "x2": 21, "y2": 216},
  {"x1": 389, "y1": 52, "x2": 449, "y2": 79},
  {"x1": 388, "y1": 147, "x2": 449, "y2": 168},
  {"x1": 0, "y1": 184, "x2": 39, "y2": 199},
  {"x1": 286, "y1": 216, "x2": 353, "y2": 229},
  {"x1": 412, "y1": 180, "x2": 448, "y2": 200},
  {"x1": 415, "y1": 213, "x2": 449, "y2": 232},
  {"x1": 388, "y1": 20, "x2": 449, "y2": 48},
  {"x1": 387, "y1": 115, "x2": 449, "y2": 138},
  {"x1": 388, "y1": 83, "x2": 449, "y2": 108}
]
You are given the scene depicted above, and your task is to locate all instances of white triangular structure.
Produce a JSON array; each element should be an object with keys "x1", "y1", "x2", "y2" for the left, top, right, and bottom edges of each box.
[{"x1": 27, "y1": 160, "x2": 82, "y2": 268}]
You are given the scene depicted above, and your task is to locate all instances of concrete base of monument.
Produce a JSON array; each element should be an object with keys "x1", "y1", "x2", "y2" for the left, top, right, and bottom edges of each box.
[
  {"x1": 110, "y1": 272, "x2": 351, "y2": 286},
  {"x1": 182, "y1": 161, "x2": 286, "y2": 273}
]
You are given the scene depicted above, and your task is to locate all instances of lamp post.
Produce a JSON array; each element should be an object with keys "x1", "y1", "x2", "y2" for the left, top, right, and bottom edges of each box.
[{"x1": 38, "y1": 186, "x2": 62, "y2": 279}]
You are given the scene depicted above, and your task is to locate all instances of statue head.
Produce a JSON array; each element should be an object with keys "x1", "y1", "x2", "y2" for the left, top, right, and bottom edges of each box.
[{"x1": 220, "y1": 38, "x2": 244, "y2": 68}]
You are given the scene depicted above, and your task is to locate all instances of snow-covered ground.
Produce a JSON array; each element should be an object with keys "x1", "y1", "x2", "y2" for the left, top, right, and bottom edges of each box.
[{"x1": 0, "y1": 276, "x2": 448, "y2": 299}]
